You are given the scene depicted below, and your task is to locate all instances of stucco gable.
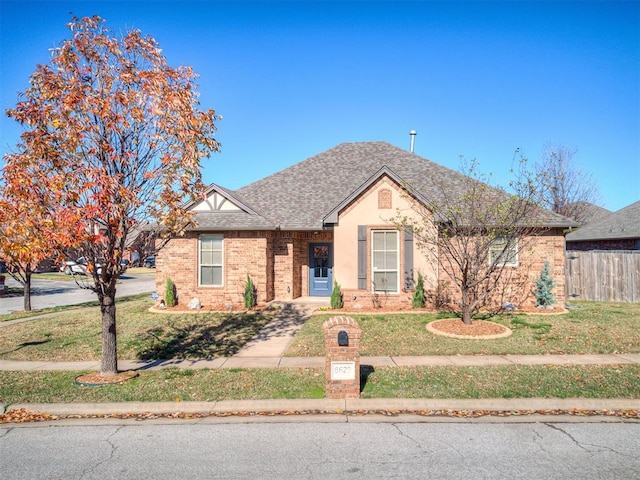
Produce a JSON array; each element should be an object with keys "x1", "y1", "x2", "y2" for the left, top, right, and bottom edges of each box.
[{"x1": 323, "y1": 165, "x2": 430, "y2": 224}]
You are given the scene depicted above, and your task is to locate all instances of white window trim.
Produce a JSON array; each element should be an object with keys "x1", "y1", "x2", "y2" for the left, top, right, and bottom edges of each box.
[
  {"x1": 198, "y1": 234, "x2": 224, "y2": 287},
  {"x1": 371, "y1": 229, "x2": 400, "y2": 293},
  {"x1": 489, "y1": 237, "x2": 519, "y2": 267}
]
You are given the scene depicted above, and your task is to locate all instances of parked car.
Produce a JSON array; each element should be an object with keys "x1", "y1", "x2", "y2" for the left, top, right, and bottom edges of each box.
[
  {"x1": 60, "y1": 257, "x2": 102, "y2": 275},
  {"x1": 143, "y1": 256, "x2": 155, "y2": 268}
]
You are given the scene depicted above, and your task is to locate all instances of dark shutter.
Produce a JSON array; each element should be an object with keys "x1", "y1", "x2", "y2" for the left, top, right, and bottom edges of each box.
[
  {"x1": 404, "y1": 228, "x2": 414, "y2": 290},
  {"x1": 357, "y1": 225, "x2": 367, "y2": 289}
]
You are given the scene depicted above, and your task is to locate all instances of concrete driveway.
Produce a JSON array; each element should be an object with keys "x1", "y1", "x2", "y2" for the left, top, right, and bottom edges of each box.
[{"x1": 0, "y1": 273, "x2": 156, "y2": 315}]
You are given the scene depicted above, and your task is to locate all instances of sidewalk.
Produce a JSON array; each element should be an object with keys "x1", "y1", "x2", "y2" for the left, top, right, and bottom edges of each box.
[
  {"x1": 2, "y1": 353, "x2": 640, "y2": 372},
  {"x1": 2, "y1": 299, "x2": 640, "y2": 420}
]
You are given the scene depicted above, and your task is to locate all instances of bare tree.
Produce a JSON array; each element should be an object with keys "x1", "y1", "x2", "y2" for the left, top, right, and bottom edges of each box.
[
  {"x1": 394, "y1": 157, "x2": 547, "y2": 325},
  {"x1": 536, "y1": 143, "x2": 601, "y2": 224}
]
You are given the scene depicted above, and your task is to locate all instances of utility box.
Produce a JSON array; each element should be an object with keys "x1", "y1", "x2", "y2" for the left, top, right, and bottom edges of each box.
[{"x1": 323, "y1": 316, "x2": 361, "y2": 399}]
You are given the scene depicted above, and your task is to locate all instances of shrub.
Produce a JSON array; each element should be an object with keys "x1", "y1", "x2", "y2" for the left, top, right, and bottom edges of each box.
[
  {"x1": 430, "y1": 280, "x2": 452, "y2": 310},
  {"x1": 412, "y1": 272, "x2": 426, "y2": 308},
  {"x1": 243, "y1": 275, "x2": 257, "y2": 309},
  {"x1": 330, "y1": 281, "x2": 343, "y2": 309},
  {"x1": 534, "y1": 260, "x2": 556, "y2": 307},
  {"x1": 164, "y1": 277, "x2": 176, "y2": 307}
]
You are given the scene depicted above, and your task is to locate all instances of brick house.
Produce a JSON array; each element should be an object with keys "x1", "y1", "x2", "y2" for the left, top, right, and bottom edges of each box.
[
  {"x1": 566, "y1": 201, "x2": 640, "y2": 251},
  {"x1": 157, "y1": 142, "x2": 576, "y2": 309}
]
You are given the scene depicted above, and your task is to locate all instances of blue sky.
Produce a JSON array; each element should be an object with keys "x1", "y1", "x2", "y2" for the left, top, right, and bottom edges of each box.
[{"x1": 1, "y1": 0, "x2": 639, "y2": 211}]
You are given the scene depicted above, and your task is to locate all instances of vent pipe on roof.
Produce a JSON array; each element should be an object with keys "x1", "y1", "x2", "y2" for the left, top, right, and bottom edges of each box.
[{"x1": 409, "y1": 130, "x2": 417, "y2": 153}]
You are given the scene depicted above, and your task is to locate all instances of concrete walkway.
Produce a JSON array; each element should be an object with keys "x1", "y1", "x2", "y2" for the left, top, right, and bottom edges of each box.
[
  {"x1": 234, "y1": 297, "x2": 328, "y2": 358},
  {"x1": 2, "y1": 353, "x2": 640, "y2": 372}
]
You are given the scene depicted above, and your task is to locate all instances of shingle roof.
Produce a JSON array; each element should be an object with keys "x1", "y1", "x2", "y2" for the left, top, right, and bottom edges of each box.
[
  {"x1": 192, "y1": 141, "x2": 576, "y2": 231},
  {"x1": 566, "y1": 201, "x2": 640, "y2": 242},
  {"x1": 567, "y1": 201, "x2": 611, "y2": 225}
]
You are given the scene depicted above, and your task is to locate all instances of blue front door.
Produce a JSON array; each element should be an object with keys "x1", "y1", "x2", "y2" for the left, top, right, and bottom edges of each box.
[{"x1": 309, "y1": 243, "x2": 332, "y2": 296}]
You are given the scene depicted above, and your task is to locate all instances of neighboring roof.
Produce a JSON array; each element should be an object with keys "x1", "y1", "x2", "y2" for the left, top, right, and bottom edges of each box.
[
  {"x1": 565, "y1": 201, "x2": 611, "y2": 225},
  {"x1": 192, "y1": 141, "x2": 577, "y2": 231},
  {"x1": 566, "y1": 201, "x2": 640, "y2": 242}
]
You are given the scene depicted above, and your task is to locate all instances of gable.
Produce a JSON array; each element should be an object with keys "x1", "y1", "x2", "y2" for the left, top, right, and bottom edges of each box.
[
  {"x1": 192, "y1": 190, "x2": 243, "y2": 212},
  {"x1": 188, "y1": 183, "x2": 275, "y2": 231},
  {"x1": 323, "y1": 165, "x2": 430, "y2": 225}
]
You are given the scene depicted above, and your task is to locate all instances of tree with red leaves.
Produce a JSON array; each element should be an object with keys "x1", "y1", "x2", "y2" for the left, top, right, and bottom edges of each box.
[{"x1": 4, "y1": 16, "x2": 219, "y2": 377}]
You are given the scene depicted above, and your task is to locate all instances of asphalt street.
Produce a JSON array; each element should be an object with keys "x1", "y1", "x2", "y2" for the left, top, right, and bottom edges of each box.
[
  {"x1": 0, "y1": 273, "x2": 156, "y2": 314},
  {"x1": 1, "y1": 421, "x2": 639, "y2": 479}
]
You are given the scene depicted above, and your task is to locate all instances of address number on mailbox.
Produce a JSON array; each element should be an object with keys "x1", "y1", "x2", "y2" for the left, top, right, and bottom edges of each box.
[{"x1": 330, "y1": 361, "x2": 356, "y2": 380}]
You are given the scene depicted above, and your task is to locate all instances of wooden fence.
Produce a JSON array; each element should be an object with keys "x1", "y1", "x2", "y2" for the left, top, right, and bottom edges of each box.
[{"x1": 565, "y1": 250, "x2": 640, "y2": 303}]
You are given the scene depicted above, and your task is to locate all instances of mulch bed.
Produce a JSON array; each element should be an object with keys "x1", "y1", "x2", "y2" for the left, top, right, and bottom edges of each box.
[
  {"x1": 431, "y1": 319, "x2": 507, "y2": 336},
  {"x1": 427, "y1": 318, "x2": 512, "y2": 339},
  {"x1": 75, "y1": 371, "x2": 138, "y2": 386}
]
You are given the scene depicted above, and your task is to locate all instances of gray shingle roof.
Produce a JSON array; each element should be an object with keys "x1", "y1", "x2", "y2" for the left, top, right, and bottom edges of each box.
[
  {"x1": 193, "y1": 141, "x2": 576, "y2": 231},
  {"x1": 567, "y1": 201, "x2": 611, "y2": 225},
  {"x1": 566, "y1": 201, "x2": 640, "y2": 241}
]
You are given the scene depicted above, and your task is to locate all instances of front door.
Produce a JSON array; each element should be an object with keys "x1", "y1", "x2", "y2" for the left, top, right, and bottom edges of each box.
[{"x1": 309, "y1": 243, "x2": 332, "y2": 296}]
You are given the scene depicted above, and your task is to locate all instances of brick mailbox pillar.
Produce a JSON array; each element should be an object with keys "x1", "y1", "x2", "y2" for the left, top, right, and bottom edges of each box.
[{"x1": 323, "y1": 316, "x2": 361, "y2": 399}]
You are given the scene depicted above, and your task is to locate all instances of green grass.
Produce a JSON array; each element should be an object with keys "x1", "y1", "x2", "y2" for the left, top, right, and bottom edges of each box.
[
  {"x1": 1, "y1": 300, "x2": 639, "y2": 404},
  {"x1": 0, "y1": 368, "x2": 325, "y2": 404},
  {"x1": 0, "y1": 293, "x2": 151, "y2": 323},
  {"x1": 2, "y1": 300, "x2": 639, "y2": 361},
  {"x1": 360, "y1": 365, "x2": 640, "y2": 399},
  {"x1": 0, "y1": 296, "x2": 275, "y2": 361},
  {"x1": 32, "y1": 268, "x2": 154, "y2": 281},
  {"x1": 287, "y1": 301, "x2": 640, "y2": 356},
  {"x1": 1, "y1": 365, "x2": 639, "y2": 404}
]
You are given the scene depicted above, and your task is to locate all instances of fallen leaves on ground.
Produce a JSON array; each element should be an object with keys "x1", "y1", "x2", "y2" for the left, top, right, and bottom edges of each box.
[{"x1": 1, "y1": 407, "x2": 638, "y2": 424}]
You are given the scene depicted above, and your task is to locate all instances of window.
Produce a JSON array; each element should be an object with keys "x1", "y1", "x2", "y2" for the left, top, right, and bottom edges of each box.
[
  {"x1": 199, "y1": 234, "x2": 223, "y2": 286},
  {"x1": 488, "y1": 237, "x2": 518, "y2": 266},
  {"x1": 312, "y1": 245, "x2": 330, "y2": 279},
  {"x1": 372, "y1": 230, "x2": 399, "y2": 292}
]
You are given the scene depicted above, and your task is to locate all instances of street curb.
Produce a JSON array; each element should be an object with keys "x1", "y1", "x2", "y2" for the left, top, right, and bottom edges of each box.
[{"x1": 6, "y1": 398, "x2": 640, "y2": 417}]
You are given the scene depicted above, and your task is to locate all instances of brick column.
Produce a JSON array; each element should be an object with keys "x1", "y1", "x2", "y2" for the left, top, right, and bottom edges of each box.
[{"x1": 323, "y1": 316, "x2": 361, "y2": 399}]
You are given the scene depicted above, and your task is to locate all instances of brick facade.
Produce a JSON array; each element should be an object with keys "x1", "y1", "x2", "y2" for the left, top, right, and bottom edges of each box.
[
  {"x1": 567, "y1": 239, "x2": 639, "y2": 251},
  {"x1": 157, "y1": 230, "x2": 332, "y2": 307},
  {"x1": 158, "y1": 226, "x2": 568, "y2": 311},
  {"x1": 435, "y1": 229, "x2": 568, "y2": 310},
  {"x1": 340, "y1": 229, "x2": 569, "y2": 311}
]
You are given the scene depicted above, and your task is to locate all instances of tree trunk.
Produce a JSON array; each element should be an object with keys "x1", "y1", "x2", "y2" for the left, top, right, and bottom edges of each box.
[
  {"x1": 23, "y1": 272, "x2": 32, "y2": 311},
  {"x1": 460, "y1": 287, "x2": 473, "y2": 325},
  {"x1": 100, "y1": 290, "x2": 118, "y2": 377}
]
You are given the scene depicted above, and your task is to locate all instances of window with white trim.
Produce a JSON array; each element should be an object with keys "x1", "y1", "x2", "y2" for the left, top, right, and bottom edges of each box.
[
  {"x1": 488, "y1": 237, "x2": 518, "y2": 267},
  {"x1": 199, "y1": 234, "x2": 223, "y2": 286},
  {"x1": 371, "y1": 230, "x2": 399, "y2": 293}
]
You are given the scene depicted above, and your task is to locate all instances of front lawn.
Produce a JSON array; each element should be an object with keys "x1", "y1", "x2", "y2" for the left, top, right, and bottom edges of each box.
[
  {"x1": 287, "y1": 301, "x2": 640, "y2": 356},
  {"x1": 2, "y1": 365, "x2": 639, "y2": 404},
  {"x1": 1, "y1": 300, "x2": 638, "y2": 362},
  {"x1": 1, "y1": 300, "x2": 639, "y2": 404},
  {"x1": 0, "y1": 296, "x2": 275, "y2": 361}
]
